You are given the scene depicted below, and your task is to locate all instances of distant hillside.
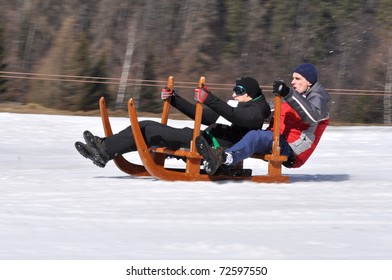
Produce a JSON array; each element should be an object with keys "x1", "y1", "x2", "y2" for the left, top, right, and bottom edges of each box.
[{"x1": 0, "y1": 0, "x2": 391, "y2": 123}]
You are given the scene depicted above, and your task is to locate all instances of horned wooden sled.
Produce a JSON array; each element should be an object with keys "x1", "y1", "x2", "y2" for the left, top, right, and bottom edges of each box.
[{"x1": 99, "y1": 76, "x2": 290, "y2": 183}]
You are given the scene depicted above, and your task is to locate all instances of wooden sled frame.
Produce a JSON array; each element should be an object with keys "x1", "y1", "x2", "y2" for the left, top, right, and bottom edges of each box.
[{"x1": 99, "y1": 76, "x2": 290, "y2": 183}]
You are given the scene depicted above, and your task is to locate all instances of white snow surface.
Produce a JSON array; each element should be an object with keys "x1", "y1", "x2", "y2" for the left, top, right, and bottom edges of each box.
[{"x1": 1, "y1": 112, "x2": 392, "y2": 260}]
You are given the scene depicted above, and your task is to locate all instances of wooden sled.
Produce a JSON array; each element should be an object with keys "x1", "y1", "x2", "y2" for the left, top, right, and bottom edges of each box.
[{"x1": 100, "y1": 76, "x2": 290, "y2": 183}]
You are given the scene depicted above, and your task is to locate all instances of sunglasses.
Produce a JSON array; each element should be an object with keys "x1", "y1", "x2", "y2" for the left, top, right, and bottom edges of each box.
[{"x1": 232, "y1": 85, "x2": 247, "y2": 95}]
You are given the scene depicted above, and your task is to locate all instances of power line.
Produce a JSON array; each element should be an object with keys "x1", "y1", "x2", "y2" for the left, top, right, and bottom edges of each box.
[{"x1": 0, "y1": 71, "x2": 389, "y2": 96}]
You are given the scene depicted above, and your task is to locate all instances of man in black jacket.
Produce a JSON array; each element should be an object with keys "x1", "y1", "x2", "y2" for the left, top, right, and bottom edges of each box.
[{"x1": 75, "y1": 77, "x2": 271, "y2": 168}]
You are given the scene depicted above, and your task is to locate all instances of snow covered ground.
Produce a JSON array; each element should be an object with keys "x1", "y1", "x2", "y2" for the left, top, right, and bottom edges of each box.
[{"x1": 1, "y1": 112, "x2": 392, "y2": 260}]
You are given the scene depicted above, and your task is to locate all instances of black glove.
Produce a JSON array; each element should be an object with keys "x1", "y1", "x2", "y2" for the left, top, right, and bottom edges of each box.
[{"x1": 273, "y1": 80, "x2": 290, "y2": 97}]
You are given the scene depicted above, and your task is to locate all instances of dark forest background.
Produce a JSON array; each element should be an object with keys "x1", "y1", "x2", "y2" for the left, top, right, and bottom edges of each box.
[{"x1": 0, "y1": 0, "x2": 391, "y2": 123}]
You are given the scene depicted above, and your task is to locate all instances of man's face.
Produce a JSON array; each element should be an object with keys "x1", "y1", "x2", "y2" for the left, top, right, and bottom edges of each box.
[
  {"x1": 291, "y1": 72, "x2": 312, "y2": 94},
  {"x1": 232, "y1": 92, "x2": 252, "y2": 102}
]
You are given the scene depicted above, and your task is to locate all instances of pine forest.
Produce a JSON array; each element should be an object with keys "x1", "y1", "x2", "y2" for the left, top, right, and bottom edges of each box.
[{"x1": 0, "y1": 0, "x2": 391, "y2": 124}]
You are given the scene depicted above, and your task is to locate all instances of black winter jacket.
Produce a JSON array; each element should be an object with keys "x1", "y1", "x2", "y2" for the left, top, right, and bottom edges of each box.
[{"x1": 170, "y1": 92, "x2": 271, "y2": 146}]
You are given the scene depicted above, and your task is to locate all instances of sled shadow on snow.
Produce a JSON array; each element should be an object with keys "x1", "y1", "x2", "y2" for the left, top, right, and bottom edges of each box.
[
  {"x1": 289, "y1": 174, "x2": 350, "y2": 182},
  {"x1": 95, "y1": 174, "x2": 350, "y2": 183},
  {"x1": 95, "y1": 175, "x2": 158, "y2": 181}
]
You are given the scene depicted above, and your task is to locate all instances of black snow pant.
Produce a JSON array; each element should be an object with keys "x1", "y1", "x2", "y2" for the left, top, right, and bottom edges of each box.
[
  {"x1": 104, "y1": 120, "x2": 194, "y2": 159},
  {"x1": 104, "y1": 120, "x2": 245, "y2": 159}
]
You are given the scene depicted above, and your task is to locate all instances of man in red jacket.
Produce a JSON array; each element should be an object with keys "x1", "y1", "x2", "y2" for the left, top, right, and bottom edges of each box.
[{"x1": 196, "y1": 63, "x2": 331, "y2": 175}]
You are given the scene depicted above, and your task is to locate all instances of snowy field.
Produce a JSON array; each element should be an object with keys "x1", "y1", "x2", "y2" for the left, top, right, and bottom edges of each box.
[{"x1": 1, "y1": 112, "x2": 392, "y2": 260}]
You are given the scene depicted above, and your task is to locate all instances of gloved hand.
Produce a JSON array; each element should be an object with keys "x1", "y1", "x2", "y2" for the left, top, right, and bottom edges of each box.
[
  {"x1": 161, "y1": 88, "x2": 176, "y2": 100},
  {"x1": 194, "y1": 84, "x2": 210, "y2": 103},
  {"x1": 273, "y1": 80, "x2": 290, "y2": 97}
]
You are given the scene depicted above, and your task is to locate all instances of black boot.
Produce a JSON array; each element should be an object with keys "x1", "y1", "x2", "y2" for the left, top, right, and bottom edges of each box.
[
  {"x1": 74, "y1": 131, "x2": 110, "y2": 168},
  {"x1": 195, "y1": 135, "x2": 226, "y2": 175}
]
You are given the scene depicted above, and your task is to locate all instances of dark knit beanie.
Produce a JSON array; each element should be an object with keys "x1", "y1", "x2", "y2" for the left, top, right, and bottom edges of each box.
[
  {"x1": 235, "y1": 77, "x2": 263, "y2": 99},
  {"x1": 293, "y1": 63, "x2": 318, "y2": 85}
]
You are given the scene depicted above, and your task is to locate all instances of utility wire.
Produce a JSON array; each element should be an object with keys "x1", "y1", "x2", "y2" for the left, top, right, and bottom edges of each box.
[{"x1": 0, "y1": 71, "x2": 389, "y2": 96}]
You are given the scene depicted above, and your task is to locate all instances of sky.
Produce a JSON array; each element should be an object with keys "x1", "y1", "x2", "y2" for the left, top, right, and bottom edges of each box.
[{"x1": 0, "y1": 112, "x2": 392, "y2": 261}]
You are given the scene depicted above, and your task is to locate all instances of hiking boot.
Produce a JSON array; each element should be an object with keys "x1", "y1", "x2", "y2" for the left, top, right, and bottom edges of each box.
[
  {"x1": 75, "y1": 141, "x2": 107, "y2": 167},
  {"x1": 74, "y1": 130, "x2": 110, "y2": 167},
  {"x1": 195, "y1": 135, "x2": 226, "y2": 175}
]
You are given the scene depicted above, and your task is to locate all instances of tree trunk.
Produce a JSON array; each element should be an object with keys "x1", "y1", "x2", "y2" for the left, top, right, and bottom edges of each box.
[{"x1": 115, "y1": 16, "x2": 138, "y2": 110}]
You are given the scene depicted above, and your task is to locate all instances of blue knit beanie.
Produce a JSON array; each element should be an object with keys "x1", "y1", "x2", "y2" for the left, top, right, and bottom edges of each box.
[{"x1": 293, "y1": 63, "x2": 318, "y2": 85}]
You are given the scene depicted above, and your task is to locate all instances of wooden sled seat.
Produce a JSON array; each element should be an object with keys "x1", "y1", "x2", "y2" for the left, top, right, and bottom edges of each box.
[
  {"x1": 150, "y1": 147, "x2": 277, "y2": 164},
  {"x1": 99, "y1": 76, "x2": 290, "y2": 183},
  {"x1": 149, "y1": 147, "x2": 203, "y2": 159}
]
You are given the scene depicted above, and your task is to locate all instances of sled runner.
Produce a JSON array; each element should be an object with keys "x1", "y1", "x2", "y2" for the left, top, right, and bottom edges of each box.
[{"x1": 100, "y1": 76, "x2": 290, "y2": 183}]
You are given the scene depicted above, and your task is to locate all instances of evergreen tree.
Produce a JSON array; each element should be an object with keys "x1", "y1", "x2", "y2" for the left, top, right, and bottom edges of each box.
[
  {"x1": 61, "y1": 32, "x2": 93, "y2": 111},
  {"x1": 139, "y1": 53, "x2": 160, "y2": 113},
  {"x1": 80, "y1": 54, "x2": 111, "y2": 111},
  {"x1": 221, "y1": 0, "x2": 247, "y2": 55},
  {"x1": 74, "y1": 33, "x2": 93, "y2": 111}
]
